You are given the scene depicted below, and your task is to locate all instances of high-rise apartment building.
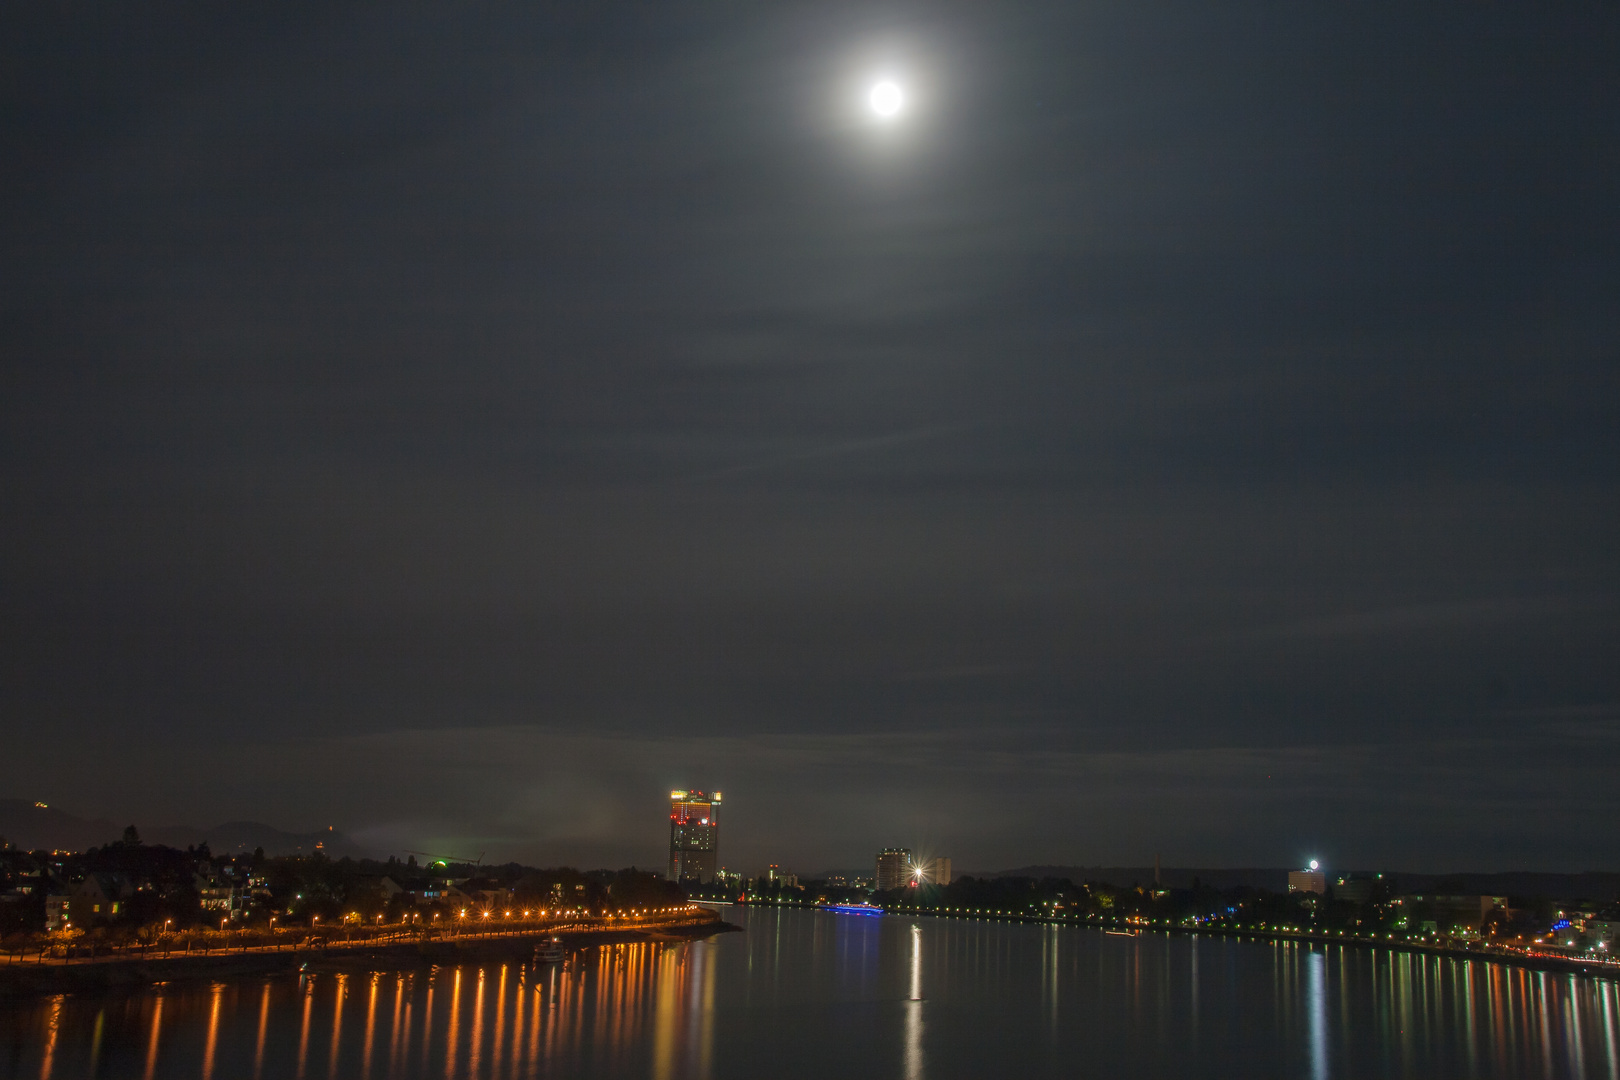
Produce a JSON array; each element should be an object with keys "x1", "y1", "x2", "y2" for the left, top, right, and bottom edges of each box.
[
  {"x1": 916, "y1": 856, "x2": 952, "y2": 886},
  {"x1": 876, "y1": 847, "x2": 913, "y2": 891},
  {"x1": 668, "y1": 790, "x2": 722, "y2": 884}
]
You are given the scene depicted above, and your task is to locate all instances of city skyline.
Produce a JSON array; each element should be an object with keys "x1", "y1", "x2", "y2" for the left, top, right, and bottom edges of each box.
[
  {"x1": 0, "y1": 796, "x2": 1564, "y2": 888},
  {"x1": 3, "y1": 790, "x2": 1393, "y2": 880}
]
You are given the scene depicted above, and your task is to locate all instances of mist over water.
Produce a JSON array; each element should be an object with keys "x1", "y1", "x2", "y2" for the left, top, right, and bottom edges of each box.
[{"x1": 4, "y1": 907, "x2": 1619, "y2": 1079}]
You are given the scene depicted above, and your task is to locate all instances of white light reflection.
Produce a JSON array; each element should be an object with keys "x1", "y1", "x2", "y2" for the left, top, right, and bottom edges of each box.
[
  {"x1": 1307, "y1": 949, "x2": 1329, "y2": 1080},
  {"x1": 905, "y1": 923, "x2": 924, "y2": 1080},
  {"x1": 1042, "y1": 923, "x2": 1059, "y2": 1034}
]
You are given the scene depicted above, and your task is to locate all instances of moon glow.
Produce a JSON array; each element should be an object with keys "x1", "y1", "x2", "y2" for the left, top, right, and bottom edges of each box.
[{"x1": 867, "y1": 80, "x2": 905, "y2": 119}]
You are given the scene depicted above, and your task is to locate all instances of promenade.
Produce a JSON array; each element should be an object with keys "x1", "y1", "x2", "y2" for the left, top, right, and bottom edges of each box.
[{"x1": 0, "y1": 906, "x2": 727, "y2": 997}]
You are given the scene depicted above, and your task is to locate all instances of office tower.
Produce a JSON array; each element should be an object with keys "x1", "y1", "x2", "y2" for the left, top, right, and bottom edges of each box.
[
  {"x1": 876, "y1": 847, "x2": 913, "y2": 891},
  {"x1": 1287, "y1": 860, "x2": 1327, "y2": 895},
  {"x1": 668, "y1": 790, "x2": 722, "y2": 884}
]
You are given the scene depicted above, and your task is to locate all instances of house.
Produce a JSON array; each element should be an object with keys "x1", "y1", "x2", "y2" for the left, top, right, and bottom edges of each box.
[
  {"x1": 439, "y1": 883, "x2": 478, "y2": 911},
  {"x1": 1394, "y1": 894, "x2": 1507, "y2": 935},
  {"x1": 70, "y1": 874, "x2": 133, "y2": 927},
  {"x1": 1584, "y1": 919, "x2": 1619, "y2": 952},
  {"x1": 356, "y1": 875, "x2": 408, "y2": 899},
  {"x1": 195, "y1": 873, "x2": 246, "y2": 920},
  {"x1": 0, "y1": 869, "x2": 46, "y2": 907},
  {"x1": 474, "y1": 889, "x2": 509, "y2": 912},
  {"x1": 45, "y1": 890, "x2": 71, "y2": 931}
]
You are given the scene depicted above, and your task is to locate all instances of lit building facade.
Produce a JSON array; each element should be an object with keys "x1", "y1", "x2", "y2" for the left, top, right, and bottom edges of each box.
[
  {"x1": 668, "y1": 790, "x2": 722, "y2": 884},
  {"x1": 916, "y1": 856, "x2": 952, "y2": 886},
  {"x1": 876, "y1": 848, "x2": 913, "y2": 891},
  {"x1": 1288, "y1": 868, "x2": 1326, "y2": 895}
]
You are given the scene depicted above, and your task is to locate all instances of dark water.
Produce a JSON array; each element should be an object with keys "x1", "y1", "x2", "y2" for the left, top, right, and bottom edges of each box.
[{"x1": 5, "y1": 906, "x2": 1620, "y2": 1079}]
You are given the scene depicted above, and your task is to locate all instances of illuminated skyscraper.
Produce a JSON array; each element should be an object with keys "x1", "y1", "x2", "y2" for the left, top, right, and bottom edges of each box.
[
  {"x1": 876, "y1": 847, "x2": 913, "y2": 891},
  {"x1": 668, "y1": 790, "x2": 721, "y2": 883}
]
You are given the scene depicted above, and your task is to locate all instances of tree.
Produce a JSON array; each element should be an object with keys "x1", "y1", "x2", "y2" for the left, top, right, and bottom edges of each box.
[{"x1": 123, "y1": 825, "x2": 141, "y2": 845}]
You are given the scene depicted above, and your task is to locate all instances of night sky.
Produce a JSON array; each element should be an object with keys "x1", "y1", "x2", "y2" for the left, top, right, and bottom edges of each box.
[{"x1": 3, "y1": 1, "x2": 1617, "y2": 875}]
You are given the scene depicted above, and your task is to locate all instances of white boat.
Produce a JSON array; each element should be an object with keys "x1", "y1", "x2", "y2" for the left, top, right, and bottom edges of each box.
[{"x1": 535, "y1": 938, "x2": 566, "y2": 963}]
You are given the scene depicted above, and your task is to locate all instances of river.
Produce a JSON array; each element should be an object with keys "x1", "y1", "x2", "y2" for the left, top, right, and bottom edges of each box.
[{"x1": 4, "y1": 905, "x2": 1619, "y2": 1078}]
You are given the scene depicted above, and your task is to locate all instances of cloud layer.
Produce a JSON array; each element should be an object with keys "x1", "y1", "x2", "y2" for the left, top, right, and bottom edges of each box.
[{"x1": 2, "y1": 0, "x2": 1617, "y2": 869}]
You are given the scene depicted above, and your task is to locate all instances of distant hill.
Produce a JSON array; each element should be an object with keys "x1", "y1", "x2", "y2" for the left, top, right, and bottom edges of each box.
[
  {"x1": 0, "y1": 799, "x2": 370, "y2": 859},
  {"x1": 989, "y1": 865, "x2": 1620, "y2": 902},
  {"x1": 1388, "y1": 870, "x2": 1620, "y2": 903}
]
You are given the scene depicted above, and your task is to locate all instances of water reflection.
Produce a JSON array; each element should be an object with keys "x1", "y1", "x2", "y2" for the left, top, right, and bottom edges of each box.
[
  {"x1": 88, "y1": 1007, "x2": 105, "y2": 1076},
  {"x1": 37, "y1": 997, "x2": 60, "y2": 1080},
  {"x1": 1306, "y1": 950, "x2": 1327, "y2": 1080},
  {"x1": 905, "y1": 923, "x2": 924, "y2": 1080},
  {"x1": 199, "y1": 985, "x2": 221, "y2": 1080},
  {"x1": 142, "y1": 994, "x2": 163, "y2": 1080},
  {"x1": 254, "y1": 983, "x2": 271, "y2": 1080},
  {"x1": 3, "y1": 914, "x2": 1618, "y2": 1080},
  {"x1": 294, "y1": 983, "x2": 311, "y2": 1080}
]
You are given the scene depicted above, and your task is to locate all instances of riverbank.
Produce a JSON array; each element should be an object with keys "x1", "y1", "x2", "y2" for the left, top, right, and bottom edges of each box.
[
  {"x1": 739, "y1": 899, "x2": 1620, "y2": 981},
  {"x1": 0, "y1": 915, "x2": 738, "y2": 998}
]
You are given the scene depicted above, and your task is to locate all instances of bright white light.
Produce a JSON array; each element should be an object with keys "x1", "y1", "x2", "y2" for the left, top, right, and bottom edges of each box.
[
  {"x1": 868, "y1": 80, "x2": 904, "y2": 119},
  {"x1": 1309, "y1": 860, "x2": 1319, "y2": 871}
]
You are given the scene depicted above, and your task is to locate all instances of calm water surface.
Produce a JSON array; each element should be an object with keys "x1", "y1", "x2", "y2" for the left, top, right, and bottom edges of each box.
[{"x1": 5, "y1": 906, "x2": 1620, "y2": 1078}]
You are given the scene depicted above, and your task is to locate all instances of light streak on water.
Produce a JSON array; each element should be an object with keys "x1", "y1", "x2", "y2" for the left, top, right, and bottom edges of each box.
[{"x1": 4, "y1": 912, "x2": 1616, "y2": 1079}]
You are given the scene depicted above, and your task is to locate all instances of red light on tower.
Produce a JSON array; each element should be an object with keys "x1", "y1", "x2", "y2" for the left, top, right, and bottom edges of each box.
[{"x1": 669, "y1": 788, "x2": 721, "y2": 886}]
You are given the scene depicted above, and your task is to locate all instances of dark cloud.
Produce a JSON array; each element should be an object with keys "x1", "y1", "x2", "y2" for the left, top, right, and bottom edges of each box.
[{"x1": 2, "y1": 0, "x2": 1617, "y2": 871}]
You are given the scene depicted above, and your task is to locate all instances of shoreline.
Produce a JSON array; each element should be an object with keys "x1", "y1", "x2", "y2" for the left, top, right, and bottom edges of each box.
[
  {"x1": 737, "y1": 900, "x2": 1620, "y2": 981},
  {"x1": 0, "y1": 917, "x2": 739, "y2": 999}
]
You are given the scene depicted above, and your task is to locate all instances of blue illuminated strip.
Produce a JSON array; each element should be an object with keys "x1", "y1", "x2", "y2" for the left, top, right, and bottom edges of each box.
[{"x1": 823, "y1": 904, "x2": 885, "y2": 917}]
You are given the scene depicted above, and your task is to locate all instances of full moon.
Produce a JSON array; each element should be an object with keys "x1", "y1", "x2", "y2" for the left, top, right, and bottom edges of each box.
[{"x1": 867, "y1": 80, "x2": 904, "y2": 119}]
